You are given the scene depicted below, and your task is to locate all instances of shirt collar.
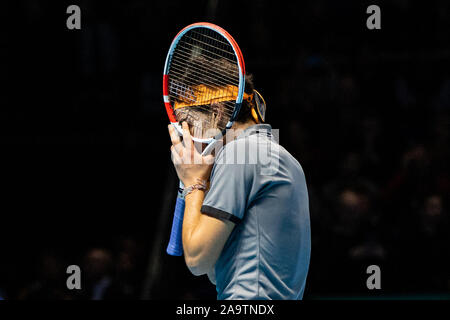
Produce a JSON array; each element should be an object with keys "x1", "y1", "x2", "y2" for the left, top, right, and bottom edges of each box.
[{"x1": 237, "y1": 124, "x2": 272, "y2": 139}]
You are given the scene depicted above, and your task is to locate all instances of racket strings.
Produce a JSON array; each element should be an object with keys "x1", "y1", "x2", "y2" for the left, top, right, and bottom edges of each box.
[
  {"x1": 175, "y1": 103, "x2": 233, "y2": 139},
  {"x1": 175, "y1": 30, "x2": 238, "y2": 84},
  {"x1": 168, "y1": 73, "x2": 236, "y2": 118},
  {"x1": 190, "y1": 29, "x2": 231, "y2": 47},
  {"x1": 170, "y1": 49, "x2": 238, "y2": 83},
  {"x1": 169, "y1": 61, "x2": 238, "y2": 96},
  {"x1": 182, "y1": 37, "x2": 236, "y2": 62},
  {"x1": 172, "y1": 41, "x2": 239, "y2": 82},
  {"x1": 189, "y1": 28, "x2": 235, "y2": 55},
  {"x1": 170, "y1": 50, "x2": 238, "y2": 92}
]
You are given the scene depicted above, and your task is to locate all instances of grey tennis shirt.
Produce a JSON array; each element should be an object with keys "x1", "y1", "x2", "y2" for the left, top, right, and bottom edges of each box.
[{"x1": 201, "y1": 124, "x2": 311, "y2": 300}]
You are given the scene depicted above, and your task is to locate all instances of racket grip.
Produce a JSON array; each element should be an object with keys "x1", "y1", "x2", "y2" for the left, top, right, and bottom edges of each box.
[{"x1": 166, "y1": 185, "x2": 185, "y2": 256}]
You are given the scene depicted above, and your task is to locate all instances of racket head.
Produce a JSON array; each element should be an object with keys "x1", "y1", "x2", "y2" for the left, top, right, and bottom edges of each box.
[{"x1": 163, "y1": 22, "x2": 246, "y2": 143}]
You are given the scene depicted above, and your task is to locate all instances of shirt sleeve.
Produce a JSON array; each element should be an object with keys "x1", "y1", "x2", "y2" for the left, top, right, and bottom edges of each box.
[{"x1": 201, "y1": 140, "x2": 254, "y2": 224}]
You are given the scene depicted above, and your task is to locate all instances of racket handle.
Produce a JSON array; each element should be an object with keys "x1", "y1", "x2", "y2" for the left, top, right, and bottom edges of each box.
[{"x1": 166, "y1": 182, "x2": 185, "y2": 256}]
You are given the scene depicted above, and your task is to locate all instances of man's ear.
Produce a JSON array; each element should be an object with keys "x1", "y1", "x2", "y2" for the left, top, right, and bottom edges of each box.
[{"x1": 251, "y1": 107, "x2": 260, "y2": 124}]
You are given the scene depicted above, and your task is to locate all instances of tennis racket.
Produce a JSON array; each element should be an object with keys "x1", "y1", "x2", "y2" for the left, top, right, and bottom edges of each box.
[{"x1": 163, "y1": 22, "x2": 247, "y2": 256}]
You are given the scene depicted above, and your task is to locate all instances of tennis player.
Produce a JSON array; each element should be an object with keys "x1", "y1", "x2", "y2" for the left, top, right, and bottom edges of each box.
[{"x1": 168, "y1": 76, "x2": 311, "y2": 300}]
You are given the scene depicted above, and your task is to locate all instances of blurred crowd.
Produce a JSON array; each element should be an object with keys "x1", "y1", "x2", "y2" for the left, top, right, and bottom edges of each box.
[
  {"x1": 295, "y1": 79, "x2": 450, "y2": 295},
  {"x1": 2, "y1": 236, "x2": 146, "y2": 300},
  {"x1": 2, "y1": 0, "x2": 449, "y2": 299},
  {"x1": 282, "y1": 49, "x2": 450, "y2": 295}
]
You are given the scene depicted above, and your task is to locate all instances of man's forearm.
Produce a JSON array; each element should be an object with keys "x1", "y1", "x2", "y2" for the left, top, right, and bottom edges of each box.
[
  {"x1": 182, "y1": 189, "x2": 207, "y2": 274},
  {"x1": 180, "y1": 185, "x2": 235, "y2": 277},
  {"x1": 207, "y1": 268, "x2": 216, "y2": 285},
  {"x1": 183, "y1": 189, "x2": 205, "y2": 243}
]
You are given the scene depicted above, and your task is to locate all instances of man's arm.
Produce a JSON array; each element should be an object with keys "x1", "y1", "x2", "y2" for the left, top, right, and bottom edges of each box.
[
  {"x1": 168, "y1": 122, "x2": 234, "y2": 276},
  {"x1": 207, "y1": 268, "x2": 216, "y2": 285},
  {"x1": 182, "y1": 188, "x2": 234, "y2": 276}
]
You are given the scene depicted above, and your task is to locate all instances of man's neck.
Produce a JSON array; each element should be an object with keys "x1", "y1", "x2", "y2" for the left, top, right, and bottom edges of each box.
[
  {"x1": 231, "y1": 119, "x2": 257, "y2": 133},
  {"x1": 225, "y1": 119, "x2": 258, "y2": 144}
]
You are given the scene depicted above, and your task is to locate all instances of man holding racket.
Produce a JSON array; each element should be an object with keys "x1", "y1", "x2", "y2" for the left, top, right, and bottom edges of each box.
[{"x1": 168, "y1": 75, "x2": 311, "y2": 300}]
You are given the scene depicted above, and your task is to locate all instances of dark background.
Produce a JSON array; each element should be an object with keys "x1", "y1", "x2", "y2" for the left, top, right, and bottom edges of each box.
[{"x1": 1, "y1": 0, "x2": 449, "y2": 299}]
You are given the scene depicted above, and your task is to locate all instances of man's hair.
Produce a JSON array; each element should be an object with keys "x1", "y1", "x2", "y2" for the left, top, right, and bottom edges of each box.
[{"x1": 234, "y1": 74, "x2": 255, "y2": 123}]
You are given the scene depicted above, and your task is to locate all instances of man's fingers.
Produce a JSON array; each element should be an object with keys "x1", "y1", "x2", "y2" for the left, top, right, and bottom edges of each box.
[
  {"x1": 168, "y1": 124, "x2": 183, "y2": 155},
  {"x1": 170, "y1": 146, "x2": 182, "y2": 165},
  {"x1": 168, "y1": 124, "x2": 181, "y2": 144},
  {"x1": 181, "y1": 122, "x2": 193, "y2": 150},
  {"x1": 203, "y1": 154, "x2": 215, "y2": 165},
  {"x1": 182, "y1": 122, "x2": 198, "y2": 162}
]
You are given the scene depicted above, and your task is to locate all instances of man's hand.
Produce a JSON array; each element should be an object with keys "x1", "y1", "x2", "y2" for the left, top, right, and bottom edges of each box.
[{"x1": 169, "y1": 122, "x2": 215, "y2": 187}]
